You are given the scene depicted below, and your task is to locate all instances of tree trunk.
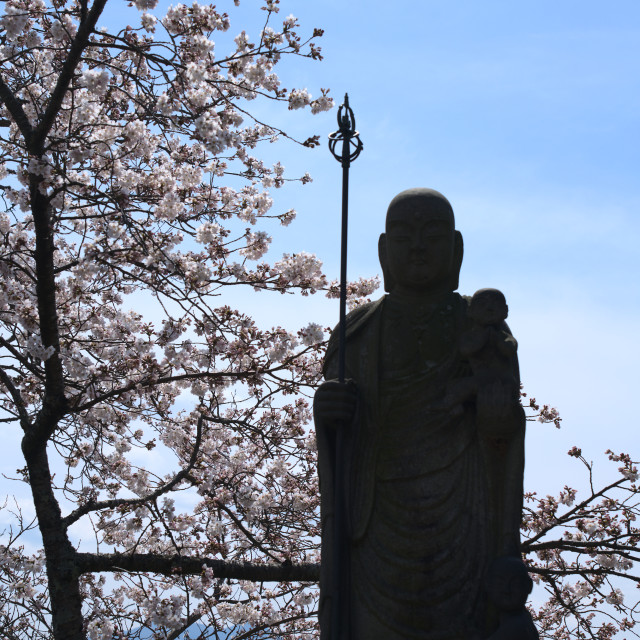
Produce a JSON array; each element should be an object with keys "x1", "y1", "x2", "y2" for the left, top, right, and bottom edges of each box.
[{"x1": 23, "y1": 443, "x2": 85, "y2": 640}]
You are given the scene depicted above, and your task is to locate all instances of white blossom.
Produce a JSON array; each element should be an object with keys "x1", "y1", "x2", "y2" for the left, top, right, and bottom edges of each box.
[
  {"x1": 0, "y1": 5, "x2": 29, "y2": 42},
  {"x1": 280, "y1": 208, "x2": 296, "y2": 226},
  {"x1": 606, "y1": 589, "x2": 624, "y2": 605},
  {"x1": 311, "y1": 94, "x2": 333, "y2": 114},
  {"x1": 583, "y1": 519, "x2": 599, "y2": 535},
  {"x1": 288, "y1": 88, "x2": 312, "y2": 110},
  {"x1": 79, "y1": 69, "x2": 110, "y2": 96},
  {"x1": 300, "y1": 322, "x2": 323, "y2": 346},
  {"x1": 620, "y1": 466, "x2": 638, "y2": 481},
  {"x1": 572, "y1": 581, "x2": 591, "y2": 599},
  {"x1": 196, "y1": 222, "x2": 222, "y2": 244},
  {"x1": 240, "y1": 230, "x2": 271, "y2": 260},
  {"x1": 271, "y1": 252, "x2": 326, "y2": 293},
  {"x1": 133, "y1": 0, "x2": 158, "y2": 10},
  {"x1": 87, "y1": 618, "x2": 115, "y2": 640},
  {"x1": 24, "y1": 335, "x2": 55, "y2": 361},
  {"x1": 141, "y1": 12, "x2": 157, "y2": 32},
  {"x1": 0, "y1": 213, "x2": 10, "y2": 234}
]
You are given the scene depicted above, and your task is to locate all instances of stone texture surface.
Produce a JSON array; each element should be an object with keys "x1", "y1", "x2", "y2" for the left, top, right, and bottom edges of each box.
[{"x1": 314, "y1": 188, "x2": 537, "y2": 639}]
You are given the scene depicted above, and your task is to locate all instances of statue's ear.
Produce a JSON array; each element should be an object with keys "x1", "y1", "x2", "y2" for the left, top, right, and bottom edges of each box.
[
  {"x1": 378, "y1": 233, "x2": 395, "y2": 293},
  {"x1": 450, "y1": 230, "x2": 464, "y2": 291}
]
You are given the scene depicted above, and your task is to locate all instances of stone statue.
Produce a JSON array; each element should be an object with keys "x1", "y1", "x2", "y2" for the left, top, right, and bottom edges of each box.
[{"x1": 314, "y1": 188, "x2": 536, "y2": 640}]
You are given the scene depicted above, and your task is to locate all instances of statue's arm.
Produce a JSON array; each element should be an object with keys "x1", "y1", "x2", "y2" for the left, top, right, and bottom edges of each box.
[
  {"x1": 495, "y1": 330, "x2": 518, "y2": 358},
  {"x1": 314, "y1": 379, "x2": 357, "y2": 431},
  {"x1": 475, "y1": 318, "x2": 523, "y2": 437},
  {"x1": 313, "y1": 350, "x2": 359, "y2": 639},
  {"x1": 475, "y1": 379, "x2": 524, "y2": 438},
  {"x1": 315, "y1": 301, "x2": 375, "y2": 476},
  {"x1": 459, "y1": 326, "x2": 489, "y2": 358},
  {"x1": 475, "y1": 314, "x2": 526, "y2": 558}
]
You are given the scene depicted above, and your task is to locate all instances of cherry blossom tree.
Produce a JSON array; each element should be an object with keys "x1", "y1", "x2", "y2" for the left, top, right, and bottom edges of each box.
[
  {"x1": 0, "y1": 1, "x2": 384, "y2": 638},
  {"x1": 0, "y1": 2, "x2": 637, "y2": 640}
]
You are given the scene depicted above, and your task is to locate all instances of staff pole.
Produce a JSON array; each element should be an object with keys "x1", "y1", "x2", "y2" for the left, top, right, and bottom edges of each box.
[{"x1": 327, "y1": 94, "x2": 363, "y2": 640}]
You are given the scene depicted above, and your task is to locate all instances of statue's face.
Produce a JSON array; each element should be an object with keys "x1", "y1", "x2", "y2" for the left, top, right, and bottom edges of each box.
[
  {"x1": 470, "y1": 292, "x2": 508, "y2": 326},
  {"x1": 384, "y1": 203, "x2": 455, "y2": 294}
]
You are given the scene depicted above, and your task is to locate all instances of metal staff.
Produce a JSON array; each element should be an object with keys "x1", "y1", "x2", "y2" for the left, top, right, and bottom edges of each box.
[
  {"x1": 328, "y1": 94, "x2": 363, "y2": 384},
  {"x1": 327, "y1": 94, "x2": 363, "y2": 640}
]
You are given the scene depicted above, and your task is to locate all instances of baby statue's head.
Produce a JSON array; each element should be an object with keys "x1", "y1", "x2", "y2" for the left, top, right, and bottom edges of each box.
[{"x1": 469, "y1": 288, "x2": 508, "y2": 327}]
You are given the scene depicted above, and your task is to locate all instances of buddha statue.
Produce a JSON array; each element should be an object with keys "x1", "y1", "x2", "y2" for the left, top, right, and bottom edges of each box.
[{"x1": 314, "y1": 188, "x2": 534, "y2": 639}]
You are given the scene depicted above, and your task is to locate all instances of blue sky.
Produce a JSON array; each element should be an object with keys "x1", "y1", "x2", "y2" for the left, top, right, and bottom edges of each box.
[{"x1": 250, "y1": 0, "x2": 640, "y2": 497}]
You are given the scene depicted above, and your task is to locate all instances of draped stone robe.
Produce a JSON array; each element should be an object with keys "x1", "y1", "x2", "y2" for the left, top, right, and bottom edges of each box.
[{"x1": 316, "y1": 291, "x2": 525, "y2": 640}]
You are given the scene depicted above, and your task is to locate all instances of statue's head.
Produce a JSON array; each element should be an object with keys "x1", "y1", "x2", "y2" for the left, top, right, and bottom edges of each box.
[
  {"x1": 469, "y1": 288, "x2": 508, "y2": 326},
  {"x1": 379, "y1": 188, "x2": 463, "y2": 294}
]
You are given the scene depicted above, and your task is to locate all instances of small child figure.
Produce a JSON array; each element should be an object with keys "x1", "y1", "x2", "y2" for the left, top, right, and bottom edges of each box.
[
  {"x1": 486, "y1": 557, "x2": 539, "y2": 640},
  {"x1": 460, "y1": 288, "x2": 518, "y2": 383},
  {"x1": 432, "y1": 288, "x2": 518, "y2": 416}
]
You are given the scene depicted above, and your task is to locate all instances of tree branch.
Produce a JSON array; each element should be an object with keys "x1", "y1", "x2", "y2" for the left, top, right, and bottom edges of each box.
[
  {"x1": 165, "y1": 612, "x2": 203, "y2": 640},
  {"x1": 72, "y1": 370, "x2": 256, "y2": 413},
  {"x1": 0, "y1": 336, "x2": 43, "y2": 377},
  {"x1": 0, "y1": 76, "x2": 32, "y2": 142},
  {"x1": 63, "y1": 414, "x2": 205, "y2": 527},
  {"x1": 529, "y1": 565, "x2": 640, "y2": 582},
  {"x1": 0, "y1": 366, "x2": 31, "y2": 431},
  {"x1": 31, "y1": 0, "x2": 109, "y2": 152},
  {"x1": 216, "y1": 501, "x2": 282, "y2": 563},
  {"x1": 524, "y1": 538, "x2": 640, "y2": 554},
  {"x1": 75, "y1": 552, "x2": 320, "y2": 582},
  {"x1": 523, "y1": 476, "x2": 628, "y2": 545}
]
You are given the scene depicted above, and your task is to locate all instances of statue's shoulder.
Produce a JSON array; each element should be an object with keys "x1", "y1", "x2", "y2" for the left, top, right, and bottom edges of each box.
[
  {"x1": 345, "y1": 297, "x2": 385, "y2": 329},
  {"x1": 324, "y1": 297, "x2": 385, "y2": 370},
  {"x1": 454, "y1": 292, "x2": 472, "y2": 325},
  {"x1": 460, "y1": 293, "x2": 472, "y2": 309}
]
